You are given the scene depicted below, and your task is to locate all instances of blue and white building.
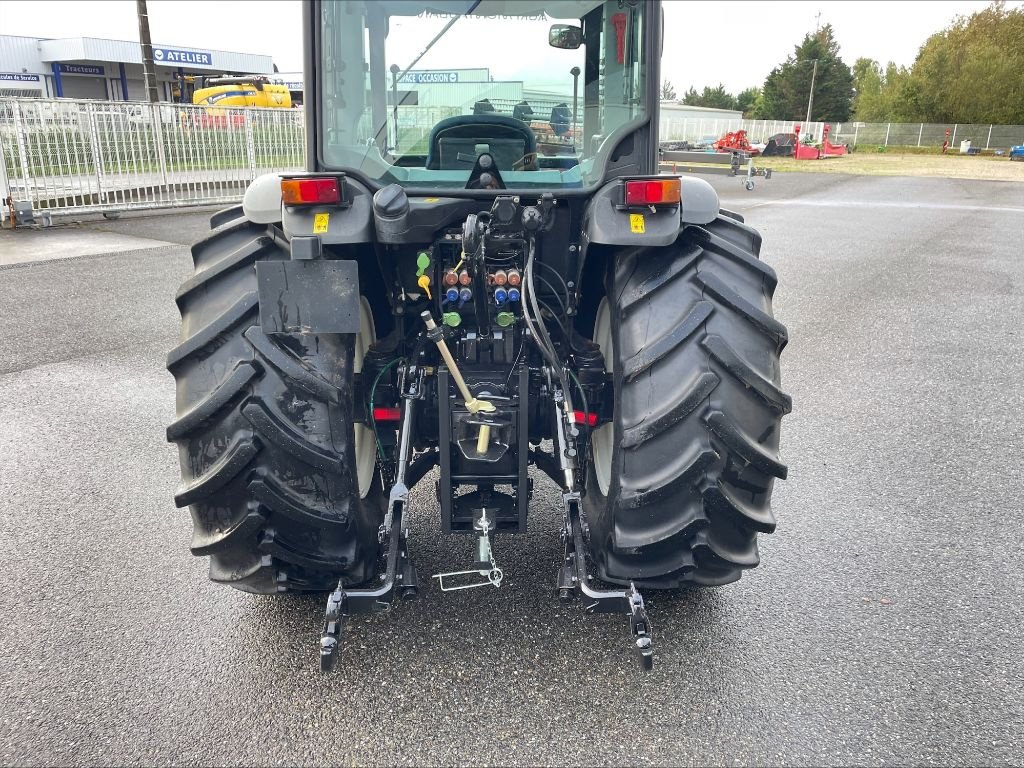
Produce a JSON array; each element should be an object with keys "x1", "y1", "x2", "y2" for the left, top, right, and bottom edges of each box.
[{"x1": 0, "y1": 34, "x2": 276, "y2": 101}]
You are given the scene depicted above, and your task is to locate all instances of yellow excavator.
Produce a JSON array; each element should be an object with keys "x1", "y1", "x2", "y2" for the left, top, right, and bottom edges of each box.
[
  {"x1": 177, "y1": 75, "x2": 292, "y2": 127},
  {"x1": 191, "y1": 75, "x2": 292, "y2": 108}
]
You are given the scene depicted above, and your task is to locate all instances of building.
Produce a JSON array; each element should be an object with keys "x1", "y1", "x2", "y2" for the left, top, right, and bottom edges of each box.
[
  {"x1": 660, "y1": 103, "x2": 743, "y2": 123},
  {"x1": 0, "y1": 34, "x2": 275, "y2": 102},
  {"x1": 659, "y1": 103, "x2": 744, "y2": 142}
]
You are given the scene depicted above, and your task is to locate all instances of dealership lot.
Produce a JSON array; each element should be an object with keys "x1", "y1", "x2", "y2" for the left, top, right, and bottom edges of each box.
[{"x1": 1, "y1": 173, "x2": 1022, "y2": 765}]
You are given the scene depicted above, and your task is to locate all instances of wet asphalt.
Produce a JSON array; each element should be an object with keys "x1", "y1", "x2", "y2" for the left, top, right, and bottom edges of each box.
[{"x1": 1, "y1": 172, "x2": 1022, "y2": 766}]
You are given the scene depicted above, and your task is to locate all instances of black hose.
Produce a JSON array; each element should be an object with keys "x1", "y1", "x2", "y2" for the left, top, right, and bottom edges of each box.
[{"x1": 524, "y1": 239, "x2": 574, "y2": 414}]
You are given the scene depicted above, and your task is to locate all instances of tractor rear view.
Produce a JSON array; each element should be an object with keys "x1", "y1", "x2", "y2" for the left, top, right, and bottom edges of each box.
[{"x1": 166, "y1": 0, "x2": 790, "y2": 671}]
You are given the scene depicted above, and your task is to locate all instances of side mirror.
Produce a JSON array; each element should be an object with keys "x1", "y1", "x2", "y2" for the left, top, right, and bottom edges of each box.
[{"x1": 549, "y1": 24, "x2": 582, "y2": 49}]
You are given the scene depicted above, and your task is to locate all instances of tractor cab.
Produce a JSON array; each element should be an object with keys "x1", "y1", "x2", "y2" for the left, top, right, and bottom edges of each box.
[{"x1": 310, "y1": 0, "x2": 660, "y2": 192}]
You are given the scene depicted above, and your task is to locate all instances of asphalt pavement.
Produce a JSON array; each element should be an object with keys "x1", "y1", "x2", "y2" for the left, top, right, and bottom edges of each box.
[{"x1": 1, "y1": 173, "x2": 1023, "y2": 766}]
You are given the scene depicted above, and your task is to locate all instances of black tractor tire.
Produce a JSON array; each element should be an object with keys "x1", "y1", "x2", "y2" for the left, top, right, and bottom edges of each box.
[
  {"x1": 166, "y1": 209, "x2": 385, "y2": 593},
  {"x1": 582, "y1": 213, "x2": 791, "y2": 588}
]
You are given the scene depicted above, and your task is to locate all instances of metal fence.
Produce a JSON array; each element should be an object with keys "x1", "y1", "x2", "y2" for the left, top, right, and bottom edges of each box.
[
  {"x1": 4, "y1": 97, "x2": 1024, "y2": 221},
  {"x1": 1, "y1": 98, "x2": 304, "y2": 219},
  {"x1": 659, "y1": 117, "x2": 1024, "y2": 150}
]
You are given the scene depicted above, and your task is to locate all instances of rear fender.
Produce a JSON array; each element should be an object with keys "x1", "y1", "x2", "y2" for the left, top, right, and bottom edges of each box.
[
  {"x1": 580, "y1": 175, "x2": 720, "y2": 249},
  {"x1": 575, "y1": 176, "x2": 721, "y2": 333},
  {"x1": 242, "y1": 172, "x2": 376, "y2": 244}
]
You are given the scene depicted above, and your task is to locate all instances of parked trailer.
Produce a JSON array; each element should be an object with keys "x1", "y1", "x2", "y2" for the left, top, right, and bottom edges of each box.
[{"x1": 660, "y1": 148, "x2": 772, "y2": 190}]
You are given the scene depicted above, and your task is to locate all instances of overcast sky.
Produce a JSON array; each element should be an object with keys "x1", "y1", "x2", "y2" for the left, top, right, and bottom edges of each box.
[{"x1": 1, "y1": 0, "x2": 1018, "y2": 93}]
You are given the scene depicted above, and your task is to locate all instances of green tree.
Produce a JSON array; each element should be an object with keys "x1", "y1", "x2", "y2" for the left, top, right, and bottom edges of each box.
[
  {"x1": 910, "y1": 2, "x2": 1024, "y2": 124},
  {"x1": 682, "y1": 83, "x2": 736, "y2": 110},
  {"x1": 734, "y1": 86, "x2": 760, "y2": 116},
  {"x1": 754, "y1": 24, "x2": 855, "y2": 121},
  {"x1": 661, "y1": 80, "x2": 677, "y2": 101},
  {"x1": 854, "y1": 59, "x2": 922, "y2": 121},
  {"x1": 852, "y1": 58, "x2": 885, "y2": 120}
]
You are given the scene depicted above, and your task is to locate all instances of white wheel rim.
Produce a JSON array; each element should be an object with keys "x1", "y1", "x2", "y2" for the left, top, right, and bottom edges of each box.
[
  {"x1": 353, "y1": 299, "x2": 376, "y2": 499},
  {"x1": 592, "y1": 298, "x2": 614, "y2": 496}
]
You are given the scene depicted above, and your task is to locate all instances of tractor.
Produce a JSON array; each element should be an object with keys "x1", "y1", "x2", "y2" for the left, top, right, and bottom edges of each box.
[{"x1": 166, "y1": 0, "x2": 790, "y2": 672}]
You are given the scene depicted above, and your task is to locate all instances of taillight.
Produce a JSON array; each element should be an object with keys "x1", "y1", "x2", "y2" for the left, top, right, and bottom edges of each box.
[
  {"x1": 572, "y1": 411, "x2": 599, "y2": 427},
  {"x1": 281, "y1": 177, "x2": 342, "y2": 205},
  {"x1": 372, "y1": 406, "x2": 401, "y2": 422},
  {"x1": 623, "y1": 178, "x2": 681, "y2": 207}
]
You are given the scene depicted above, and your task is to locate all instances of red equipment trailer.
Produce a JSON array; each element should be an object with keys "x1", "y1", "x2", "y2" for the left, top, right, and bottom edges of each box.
[
  {"x1": 821, "y1": 124, "x2": 849, "y2": 157},
  {"x1": 792, "y1": 125, "x2": 821, "y2": 159}
]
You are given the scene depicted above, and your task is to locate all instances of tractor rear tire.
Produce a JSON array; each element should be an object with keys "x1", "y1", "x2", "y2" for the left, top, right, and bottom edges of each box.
[
  {"x1": 583, "y1": 213, "x2": 791, "y2": 588},
  {"x1": 166, "y1": 210, "x2": 385, "y2": 593}
]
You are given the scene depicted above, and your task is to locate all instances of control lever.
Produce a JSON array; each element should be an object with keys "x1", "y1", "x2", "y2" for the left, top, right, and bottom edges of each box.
[{"x1": 421, "y1": 311, "x2": 495, "y2": 456}]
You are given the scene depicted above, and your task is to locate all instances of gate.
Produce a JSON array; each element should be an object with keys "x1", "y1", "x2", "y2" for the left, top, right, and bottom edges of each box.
[{"x1": 0, "y1": 98, "x2": 305, "y2": 219}]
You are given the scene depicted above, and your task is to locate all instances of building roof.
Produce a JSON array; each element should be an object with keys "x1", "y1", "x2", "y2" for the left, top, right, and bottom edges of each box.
[
  {"x1": 1, "y1": 34, "x2": 274, "y2": 74},
  {"x1": 660, "y1": 103, "x2": 742, "y2": 115}
]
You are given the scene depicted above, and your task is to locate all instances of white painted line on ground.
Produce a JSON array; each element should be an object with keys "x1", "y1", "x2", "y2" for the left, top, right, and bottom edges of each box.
[{"x1": 752, "y1": 199, "x2": 1024, "y2": 214}]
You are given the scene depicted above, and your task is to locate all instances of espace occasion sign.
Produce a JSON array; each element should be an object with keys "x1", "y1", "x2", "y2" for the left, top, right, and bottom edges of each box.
[
  {"x1": 399, "y1": 71, "x2": 460, "y2": 84},
  {"x1": 153, "y1": 48, "x2": 213, "y2": 66}
]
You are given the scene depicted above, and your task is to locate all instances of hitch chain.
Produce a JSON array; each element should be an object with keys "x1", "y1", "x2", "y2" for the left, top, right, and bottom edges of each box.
[{"x1": 433, "y1": 509, "x2": 504, "y2": 592}]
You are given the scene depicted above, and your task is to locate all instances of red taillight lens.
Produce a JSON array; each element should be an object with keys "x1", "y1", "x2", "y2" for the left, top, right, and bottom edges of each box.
[
  {"x1": 572, "y1": 411, "x2": 599, "y2": 427},
  {"x1": 624, "y1": 178, "x2": 681, "y2": 207},
  {"x1": 372, "y1": 406, "x2": 401, "y2": 422},
  {"x1": 281, "y1": 177, "x2": 341, "y2": 205}
]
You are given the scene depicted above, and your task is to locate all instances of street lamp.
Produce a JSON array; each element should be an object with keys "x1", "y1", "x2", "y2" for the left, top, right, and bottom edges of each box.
[{"x1": 805, "y1": 58, "x2": 819, "y2": 123}]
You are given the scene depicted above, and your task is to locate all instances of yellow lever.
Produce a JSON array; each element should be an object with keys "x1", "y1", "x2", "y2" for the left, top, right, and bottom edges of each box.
[
  {"x1": 421, "y1": 312, "x2": 494, "y2": 455},
  {"x1": 417, "y1": 274, "x2": 432, "y2": 300}
]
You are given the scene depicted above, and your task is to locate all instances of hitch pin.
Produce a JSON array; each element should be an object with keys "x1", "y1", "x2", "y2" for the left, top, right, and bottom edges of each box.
[{"x1": 421, "y1": 311, "x2": 495, "y2": 453}]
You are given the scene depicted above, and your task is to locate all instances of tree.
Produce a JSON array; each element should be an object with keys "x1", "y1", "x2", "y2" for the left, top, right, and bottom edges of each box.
[
  {"x1": 682, "y1": 83, "x2": 736, "y2": 110},
  {"x1": 734, "y1": 87, "x2": 760, "y2": 117},
  {"x1": 852, "y1": 58, "x2": 885, "y2": 120},
  {"x1": 660, "y1": 80, "x2": 677, "y2": 101},
  {"x1": 910, "y1": 2, "x2": 1024, "y2": 124},
  {"x1": 853, "y1": 59, "x2": 922, "y2": 122},
  {"x1": 753, "y1": 24, "x2": 854, "y2": 121},
  {"x1": 849, "y1": 4, "x2": 1024, "y2": 124}
]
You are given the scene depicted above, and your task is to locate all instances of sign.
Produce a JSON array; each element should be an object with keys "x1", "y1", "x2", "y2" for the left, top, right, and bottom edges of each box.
[
  {"x1": 153, "y1": 48, "x2": 213, "y2": 66},
  {"x1": 0, "y1": 73, "x2": 41, "y2": 82},
  {"x1": 58, "y1": 63, "x2": 104, "y2": 76},
  {"x1": 399, "y1": 71, "x2": 460, "y2": 84}
]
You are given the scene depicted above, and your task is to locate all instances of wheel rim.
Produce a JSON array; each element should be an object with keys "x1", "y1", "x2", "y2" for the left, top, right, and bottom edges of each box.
[
  {"x1": 592, "y1": 298, "x2": 614, "y2": 496},
  {"x1": 353, "y1": 299, "x2": 376, "y2": 499}
]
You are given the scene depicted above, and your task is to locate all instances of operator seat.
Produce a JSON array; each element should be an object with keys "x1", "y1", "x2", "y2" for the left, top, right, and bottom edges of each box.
[
  {"x1": 549, "y1": 103, "x2": 572, "y2": 138},
  {"x1": 426, "y1": 114, "x2": 538, "y2": 171}
]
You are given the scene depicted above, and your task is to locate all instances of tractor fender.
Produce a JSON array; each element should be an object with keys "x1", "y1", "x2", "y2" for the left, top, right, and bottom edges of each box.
[
  {"x1": 581, "y1": 176, "x2": 719, "y2": 249},
  {"x1": 242, "y1": 172, "x2": 376, "y2": 245},
  {"x1": 242, "y1": 172, "x2": 285, "y2": 224},
  {"x1": 663, "y1": 176, "x2": 720, "y2": 225},
  {"x1": 282, "y1": 177, "x2": 374, "y2": 244}
]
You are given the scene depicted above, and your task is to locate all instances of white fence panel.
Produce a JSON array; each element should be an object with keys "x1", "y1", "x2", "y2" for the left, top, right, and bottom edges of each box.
[
  {"x1": 4, "y1": 97, "x2": 1024, "y2": 219},
  {"x1": 1, "y1": 98, "x2": 305, "y2": 217},
  {"x1": 656, "y1": 114, "x2": 1024, "y2": 150}
]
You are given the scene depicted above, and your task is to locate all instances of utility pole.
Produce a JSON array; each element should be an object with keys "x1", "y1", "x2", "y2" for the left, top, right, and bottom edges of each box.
[
  {"x1": 805, "y1": 58, "x2": 819, "y2": 123},
  {"x1": 136, "y1": 0, "x2": 160, "y2": 102}
]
